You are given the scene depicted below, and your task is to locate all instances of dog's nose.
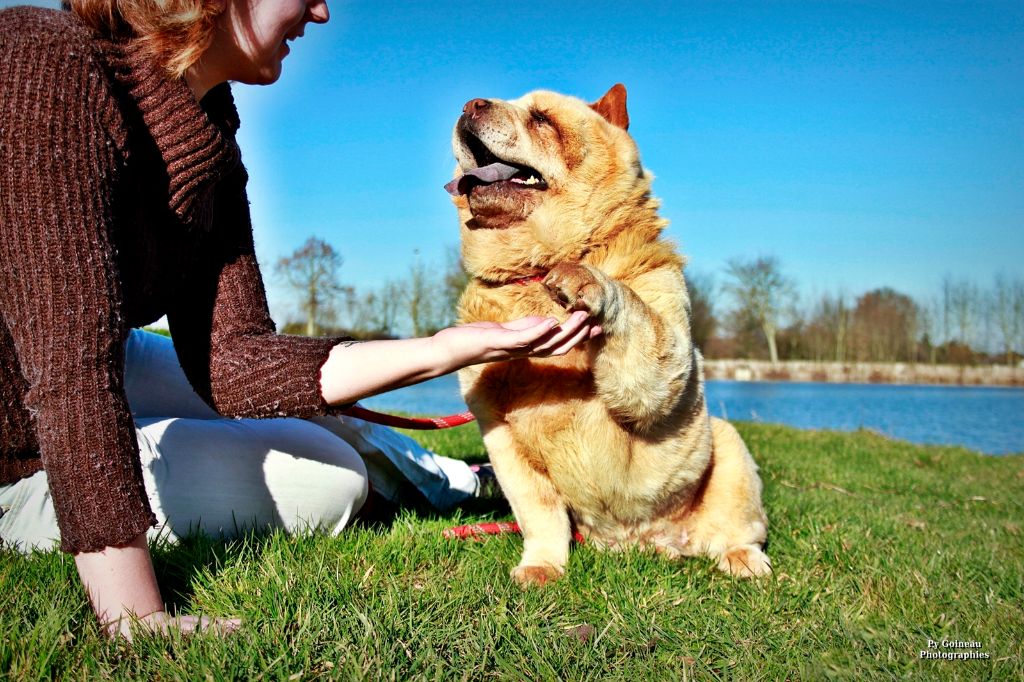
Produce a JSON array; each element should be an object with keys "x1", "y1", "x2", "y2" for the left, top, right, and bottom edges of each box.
[{"x1": 463, "y1": 98, "x2": 491, "y2": 118}]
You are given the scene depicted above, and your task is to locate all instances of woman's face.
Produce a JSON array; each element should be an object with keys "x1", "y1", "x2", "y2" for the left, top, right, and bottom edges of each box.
[{"x1": 213, "y1": 0, "x2": 329, "y2": 86}]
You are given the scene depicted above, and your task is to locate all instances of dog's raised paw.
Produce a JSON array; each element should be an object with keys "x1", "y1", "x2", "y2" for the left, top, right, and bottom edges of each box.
[
  {"x1": 717, "y1": 544, "x2": 772, "y2": 578},
  {"x1": 511, "y1": 564, "x2": 564, "y2": 587},
  {"x1": 542, "y1": 263, "x2": 605, "y2": 316}
]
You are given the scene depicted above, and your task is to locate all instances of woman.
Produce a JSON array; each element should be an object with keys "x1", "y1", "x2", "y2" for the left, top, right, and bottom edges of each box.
[{"x1": 0, "y1": 0, "x2": 599, "y2": 639}]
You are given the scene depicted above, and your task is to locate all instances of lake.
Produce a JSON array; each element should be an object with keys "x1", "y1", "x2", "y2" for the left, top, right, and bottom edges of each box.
[{"x1": 362, "y1": 374, "x2": 1024, "y2": 455}]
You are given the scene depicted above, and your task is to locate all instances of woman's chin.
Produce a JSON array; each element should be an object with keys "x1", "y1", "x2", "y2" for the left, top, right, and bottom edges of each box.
[{"x1": 234, "y1": 65, "x2": 284, "y2": 87}]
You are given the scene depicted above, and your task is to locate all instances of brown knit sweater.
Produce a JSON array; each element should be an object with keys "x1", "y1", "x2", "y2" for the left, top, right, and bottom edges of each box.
[{"x1": 0, "y1": 7, "x2": 345, "y2": 553}]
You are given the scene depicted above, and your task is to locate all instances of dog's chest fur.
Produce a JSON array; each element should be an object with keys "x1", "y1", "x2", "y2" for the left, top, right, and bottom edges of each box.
[{"x1": 458, "y1": 282, "x2": 713, "y2": 544}]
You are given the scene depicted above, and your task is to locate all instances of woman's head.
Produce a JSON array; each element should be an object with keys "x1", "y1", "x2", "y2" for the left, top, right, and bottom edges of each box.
[
  {"x1": 69, "y1": 0, "x2": 223, "y2": 78},
  {"x1": 68, "y1": 0, "x2": 329, "y2": 90},
  {"x1": 201, "y1": 0, "x2": 329, "y2": 89}
]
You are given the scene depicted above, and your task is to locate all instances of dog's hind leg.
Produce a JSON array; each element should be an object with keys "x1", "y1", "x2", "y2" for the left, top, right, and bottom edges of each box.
[
  {"x1": 681, "y1": 417, "x2": 771, "y2": 578},
  {"x1": 482, "y1": 423, "x2": 571, "y2": 586}
]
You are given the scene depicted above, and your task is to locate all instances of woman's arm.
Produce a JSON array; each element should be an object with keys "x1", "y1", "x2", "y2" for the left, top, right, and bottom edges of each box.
[
  {"x1": 167, "y1": 165, "x2": 353, "y2": 420},
  {"x1": 0, "y1": 30, "x2": 240, "y2": 638},
  {"x1": 170, "y1": 160, "x2": 602, "y2": 417},
  {"x1": 319, "y1": 311, "x2": 600, "y2": 405},
  {"x1": 74, "y1": 533, "x2": 164, "y2": 637}
]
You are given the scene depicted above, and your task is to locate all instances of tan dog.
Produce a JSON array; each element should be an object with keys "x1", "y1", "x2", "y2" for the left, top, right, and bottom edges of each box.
[{"x1": 446, "y1": 85, "x2": 770, "y2": 585}]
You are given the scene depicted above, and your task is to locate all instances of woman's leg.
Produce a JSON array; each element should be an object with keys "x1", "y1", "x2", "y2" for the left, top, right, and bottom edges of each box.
[
  {"x1": 136, "y1": 416, "x2": 367, "y2": 542},
  {"x1": 126, "y1": 329, "x2": 369, "y2": 539},
  {"x1": 0, "y1": 471, "x2": 61, "y2": 552},
  {"x1": 124, "y1": 329, "x2": 219, "y2": 420},
  {"x1": 0, "y1": 330, "x2": 368, "y2": 552},
  {"x1": 128, "y1": 327, "x2": 479, "y2": 511},
  {"x1": 309, "y1": 415, "x2": 478, "y2": 511},
  {"x1": 1, "y1": 417, "x2": 369, "y2": 552}
]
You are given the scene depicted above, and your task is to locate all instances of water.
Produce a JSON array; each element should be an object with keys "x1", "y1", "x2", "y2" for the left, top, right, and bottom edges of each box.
[
  {"x1": 705, "y1": 380, "x2": 1023, "y2": 455},
  {"x1": 362, "y1": 374, "x2": 1024, "y2": 455}
]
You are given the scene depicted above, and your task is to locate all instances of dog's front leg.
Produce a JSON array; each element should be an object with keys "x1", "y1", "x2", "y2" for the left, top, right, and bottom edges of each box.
[
  {"x1": 543, "y1": 263, "x2": 693, "y2": 432},
  {"x1": 481, "y1": 423, "x2": 571, "y2": 586}
]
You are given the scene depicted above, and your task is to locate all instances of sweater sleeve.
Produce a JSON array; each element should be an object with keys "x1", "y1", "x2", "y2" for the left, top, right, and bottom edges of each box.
[
  {"x1": 0, "y1": 23, "x2": 156, "y2": 553},
  {"x1": 167, "y1": 165, "x2": 346, "y2": 419}
]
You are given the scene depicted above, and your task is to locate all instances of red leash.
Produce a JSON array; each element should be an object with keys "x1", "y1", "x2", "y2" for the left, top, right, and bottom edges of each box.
[
  {"x1": 508, "y1": 273, "x2": 546, "y2": 286},
  {"x1": 342, "y1": 404, "x2": 476, "y2": 430},
  {"x1": 443, "y1": 521, "x2": 586, "y2": 544},
  {"x1": 443, "y1": 521, "x2": 521, "y2": 539}
]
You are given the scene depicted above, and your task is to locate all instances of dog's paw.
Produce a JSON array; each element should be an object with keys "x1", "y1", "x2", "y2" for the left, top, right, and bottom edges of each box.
[
  {"x1": 511, "y1": 564, "x2": 564, "y2": 587},
  {"x1": 717, "y1": 544, "x2": 772, "y2": 578},
  {"x1": 543, "y1": 263, "x2": 606, "y2": 316}
]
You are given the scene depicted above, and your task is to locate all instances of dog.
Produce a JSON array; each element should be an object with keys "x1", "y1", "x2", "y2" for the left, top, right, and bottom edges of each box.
[{"x1": 445, "y1": 84, "x2": 770, "y2": 585}]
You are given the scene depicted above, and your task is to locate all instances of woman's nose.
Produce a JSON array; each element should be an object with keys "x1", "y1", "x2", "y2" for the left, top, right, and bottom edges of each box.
[{"x1": 307, "y1": 0, "x2": 329, "y2": 24}]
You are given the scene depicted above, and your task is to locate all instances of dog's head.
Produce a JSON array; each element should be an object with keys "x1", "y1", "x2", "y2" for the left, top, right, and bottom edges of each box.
[{"x1": 447, "y1": 85, "x2": 660, "y2": 283}]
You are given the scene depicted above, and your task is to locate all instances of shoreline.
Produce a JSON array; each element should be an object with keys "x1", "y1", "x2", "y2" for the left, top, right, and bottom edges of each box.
[{"x1": 703, "y1": 359, "x2": 1024, "y2": 387}]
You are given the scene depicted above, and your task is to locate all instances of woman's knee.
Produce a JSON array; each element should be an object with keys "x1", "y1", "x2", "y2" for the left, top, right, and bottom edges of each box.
[
  {"x1": 139, "y1": 416, "x2": 368, "y2": 539},
  {"x1": 250, "y1": 419, "x2": 369, "y2": 534}
]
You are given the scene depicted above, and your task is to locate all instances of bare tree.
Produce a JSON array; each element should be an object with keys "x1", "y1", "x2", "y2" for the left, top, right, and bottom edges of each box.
[
  {"x1": 940, "y1": 275, "x2": 954, "y2": 346},
  {"x1": 339, "y1": 285, "x2": 358, "y2": 331},
  {"x1": 723, "y1": 256, "x2": 795, "y2": 363},
  {"x1": 917, "y1": 297, "x2": 943, "y2": 364},
  {"x1": 724, "y1": 304, "x2": 764, "y2": 360},
  {"x1": 992, "y1": 274, "x2": 1024, "y2": 365},
  {"x1": 404, "y1": 251, "x2": 446, "y2": 337},
  {"x1": 943, "y1": 276, "x2": 980, "y2": 348},
  {"x1": 685, "y1": 270, "x2": 717, "y2": 353},
  {"x1": 802, "y1": 295, "x2": 831, "y2": 362},
  {"x1": 1015, "y1": 281, "x2": 1024, "y2": 363},
  {"x1": 805, "y1": 291, "x2": 851, "y2": 362},
  {"x1": 381, "y1": 281, "x2": 405, "y2": 335},
  {"x1": 441, "y1": 245, "x2": 470, "y2": 328},
  {"x1": 777, "y1": 313, "x2": 810, "y2": 361},
  {"x1": 275, "y1": 236, "x2": 345, "y2": 336},
  {"x1": 353, "y1": 280, "x2": 403, "y2": 338}
]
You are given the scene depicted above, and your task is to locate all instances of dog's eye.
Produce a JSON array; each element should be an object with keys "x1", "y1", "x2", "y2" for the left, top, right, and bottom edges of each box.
[{"x1": 530, "y1": 109, "x2": 552, "y2": 126}]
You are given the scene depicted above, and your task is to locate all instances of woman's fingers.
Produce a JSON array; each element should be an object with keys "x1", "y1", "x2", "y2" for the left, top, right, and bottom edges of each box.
[
  {"x1": 501, "y1": 318, "x2": 559, "y2": 349},
  {"x1": 125, "y1": 612, "x2": 241, "y2": 641},
  {"x1": 175, "y1": 614, "x2": 242, "y2": 636},
  {"x1": 529, "y1": 312, "x2": 583, "y2": 353},
  {"x1": 530, "y1": 311, "x2": 601, "y2": 355},
  {"x1": 535, "y1": 318, "x2": 594, "y2": 355}
]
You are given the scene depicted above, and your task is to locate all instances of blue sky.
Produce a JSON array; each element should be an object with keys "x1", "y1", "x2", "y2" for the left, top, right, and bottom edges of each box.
[{"x1": 9, "y1": 0, "x2": 1024, "y2": 323}]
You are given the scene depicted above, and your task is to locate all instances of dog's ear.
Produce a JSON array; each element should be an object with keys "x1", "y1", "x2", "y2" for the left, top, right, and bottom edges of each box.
[{"x1": 590, "y1": 84, "x2": 629, "y2": 130}]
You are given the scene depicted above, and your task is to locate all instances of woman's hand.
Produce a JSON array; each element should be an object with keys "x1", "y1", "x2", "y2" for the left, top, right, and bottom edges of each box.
[
  {"x1": 432, "y1": 311, "x2": 603, "y2": 368},
  {"x1": 74, "y1": 532, "x2": 240, "y2": 642}
]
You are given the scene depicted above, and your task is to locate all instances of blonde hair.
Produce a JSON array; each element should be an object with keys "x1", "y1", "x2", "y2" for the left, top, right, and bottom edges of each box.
[{"x1": 68, "y1": 0, "x2": 222, "y2": 78}]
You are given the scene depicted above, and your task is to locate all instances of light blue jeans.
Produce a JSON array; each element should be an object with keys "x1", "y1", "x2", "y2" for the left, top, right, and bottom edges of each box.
[{"x1": 0, "y1": 330, "x2": 477, "y2": 552}]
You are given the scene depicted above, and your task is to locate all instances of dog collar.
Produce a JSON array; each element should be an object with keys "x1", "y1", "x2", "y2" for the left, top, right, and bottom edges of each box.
[
  {"x1": 476, "y1": 272, "x2": 548, "y2": 288},
  {"x1": 508, "y1": 273, "x2": 547, "y2": 286}
]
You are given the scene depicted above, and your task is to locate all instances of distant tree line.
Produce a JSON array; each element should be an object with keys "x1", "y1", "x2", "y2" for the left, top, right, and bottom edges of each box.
[
  {"x1": 275, "y1": 237, "x2": 1023, "y2": 366},
  {"x1": 275, "y1": 237, "x2": 467, "y2": 340},
  {"x1": 692, "y1": 257, "x2": 1024, "y2": 367}
]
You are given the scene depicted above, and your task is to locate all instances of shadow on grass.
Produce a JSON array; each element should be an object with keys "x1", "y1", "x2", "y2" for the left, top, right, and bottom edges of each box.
[
  {"x1": 147, "y1": 490, "x2": 511, "y2": 613},
  {"x1": 148, "y1": 531, "x2": 273, "y2": 613},
  {"x1": 353, "y1": 483, "x2": 511, "y2": 531}
]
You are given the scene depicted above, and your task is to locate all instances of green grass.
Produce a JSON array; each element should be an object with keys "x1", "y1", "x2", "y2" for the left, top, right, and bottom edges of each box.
[{"x1": 2, "y1": 423, "x2": 1022, "y2": 680}]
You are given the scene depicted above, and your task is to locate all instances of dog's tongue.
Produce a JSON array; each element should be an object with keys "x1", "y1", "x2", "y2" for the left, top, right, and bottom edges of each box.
[{"x1": 444, "y1": 162, "x2": 520, "y2": 196}]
